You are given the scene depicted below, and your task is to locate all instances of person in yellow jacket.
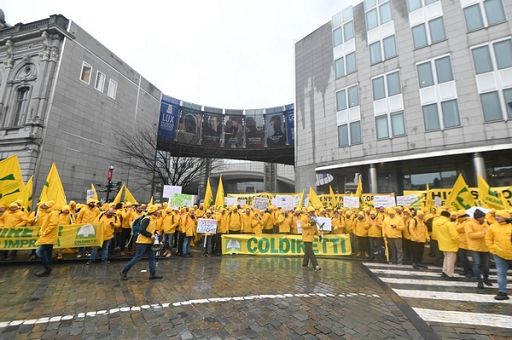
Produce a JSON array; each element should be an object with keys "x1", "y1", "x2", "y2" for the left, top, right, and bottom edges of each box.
[
  {"x1": 214, "y1": 208, "x2": 229, "y2": 255},
  {"x1": 274, "y1": 207, "x2": 286, "y2": 234},
  {"x1": 280, "y1": 210, "x2": 294, "y2": 234},
  {"x1": 331, "y1": 210, "x2": 344, "y2": 234},
  {"x1": 485, "y1": 210, "x2": 512, "y2": 300},
  {"x1": 367, "y1": 210, "x2": 383, "y2": 261},
  {"x1": 55, "y1": 205, "x2": 75, "y2": 260},
  {"x1": 402, "y1": 209, "x2": 414, "y2": 265},
  {"x1": 300, "y1": 207, "x2": 321, "y2": 271},
  {"x1": 88, "y1": 209, "x2": 119, "y2": 264},
  {"x1": 118, "y1": 203, "x2": 135, "y2": 256},
  {"x1": 433, "y1": 210, "x2": 459, "y2": 279},
  {"x1": 227, "y1": 207, "x2": 242, "y2": 234},
  {"x1": 35, "y1": 201, "x2": 59, "y2": 277},
  {"x1": 465, "y1": 209, "x2": 492, "y2": 289},
  {"x1": 201, "y1": 209, "x2": 216, "y2": 256},
  {"x1": 409, "y1": 210, "x2": 429, "y2": 269},
  {"x1": 121, "y1": 205, "x2": 163, "y2": 280},
  {"x1": 2, "y1": 202, "x2": 28, "y2": 260},
  {"x1": 162, "y1": 208, "x2": 178, "y2": 257},
  {"x1": 261, "y1": 208, "x2": 274, "y2": 234},
  {"x1": 383, "y1": 208, "x2": 405, "y2": 264},
  {"x1": 181, "y1": 209, "x2": 197, "y2": 256},
  {"x1": 76, "y1": 199, "x2": 101, "y2": 258},
  {"x1": 241, "y1": 207, "x2": 254, "y2": 234},
  {"x1": 353, "y1": 212, "x2": 369, "y2": 258},
  {"x1": 251, "y1": 211, "x2": 264, "y2": 236},
  {"x1": 455, "y1": 212, "x2": 473, "y2": 278}
]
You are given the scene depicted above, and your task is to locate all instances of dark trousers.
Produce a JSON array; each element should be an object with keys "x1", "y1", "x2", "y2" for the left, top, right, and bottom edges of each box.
[
  {"x1": 302, "y1": 242, "x2": 318, "y2": 268},
  {"x1": 369, "y1": 237, "x2": 384, "y2": 261},
  {"x1": 177, "y1": 232, "x2": 185, "y2": 255},
  {"x1": 119, "y1": 229, "x2": 131, "y2": 251},
  {"x1": 430, "y1": 239, "x2": 443, "y2": 265},
  {"x1": 214, "y1": 233, "x2": 222, "y2": 255},
  {"x1": 122, "y1": 244, "x2": 156, "y2": 275},
  {"x1": 410, "y1": 241, "x2": 425, "y2": 265},
  {"x1": 356, "y1": 236, "x2": 369, "y2": 254},
  {"x1": 471, "y1": 251, "x2": 490, "y2": 282},
  {"x1": 403, "y1": 238, "x2": 412, "y2": 263},
  {"x1": 458, "y1": 249, "x2": 473, "y2": 276},
  {"x1": 387, "y1": 238, "x2": 403, "y2": 264},
  {"x1": 36, "y1": 244, "x2": 54, "y2": 271},
  {"x1": 262, "y1": 229, "x2": 273, "y2": 234}
]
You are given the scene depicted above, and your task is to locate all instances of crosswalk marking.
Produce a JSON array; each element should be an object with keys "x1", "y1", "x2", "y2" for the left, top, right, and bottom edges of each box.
[
  {"x1": 393, "y1": 289, "x2": 512, "y2": 304},
  {"x1": 363, "y1": 262, "x2": 498, "y2": 273},
  {"x1": 380, "y1": 277, "x2": 512, "y2": 288},
  {"x1": 368, "y1": 268, "x2": 510, "y2": 280},
  {"x1": 413, "y1": 308, "x2": 512, "y2": 329}
]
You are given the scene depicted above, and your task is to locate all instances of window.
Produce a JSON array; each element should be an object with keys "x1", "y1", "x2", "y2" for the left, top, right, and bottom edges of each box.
[
  {"x1": 504, "y1": 88, "x2": 512, "y2": 119},
  {"x1": 370, "y1": 35, "x2": 396, "y2": 65},
  {"x1": 441, "y1": 100, "x2": 460, "y2": 128},
  {"x1": 372, "y1": 71, "x2": 401, "y2": 99},
  {"x1": 350, "y1": 121, "x2": 362, "y2": 145},
  {"x1": 94, "y1": 71, "x2": 106, "y2": 92},
  {"x1": 423, "y1": 104, "x2": 441, "y2": 131},
  {"x1": 435, "y1": 57, "x2": 453, "y2": 83},
  {"x1": 335, "y1": 57, "x2": 345, "y2": 79},
  {"x1": 383, "y1": 36, "x2": 397, "y2": 59},
  {"x1": 336, "y1": 89, "x2": 347, "y2": 111},
  {"x1": 417, "y1": 62, "x2": 434, "y2": 87},
  {"x1": 12, "y1": 87, "x2": 30, "y2": 127},
  {"x1": 348, "y1": 86, "x2": 359, "y2": 107},
  {"x1": 472, "y1": 46, "x2": 493, "y2": 74},
  {"x1": 365, "y1": 0, "x2": 392, "y2": 31},
  {"x1": 80, "y1": 61, "x2": 92, "y2": 84},
  {"x1": 471, "y1": 39, "x2": 512, "y2": 74},
  {"x1": 346, "y1": 52, "x2": 357, "y2": 74},
  {"x1": 107, "y1": 79, "x2": 118, "y2": 99},
  {"x1": 412, "y1": 17, "x2": 446, "y2": 49},
  {"x1": 376, "y1": 115, "x2": 389, "y2": 139},
  {"x1": 407, "y1": 0, "x2": 438, "y2": 12},
  {"x1": 343, "y1": 21, "x2": 354, "y2": 41},
  {"x1": 333, "y1": 27, "x2": 343, "y2": 47},
  {"x1": 391, "y1": 111, "x2": 406, "y2": 136},
  {"x1": 332, "y1": 13, "x2": 355, "y2": 47},
  {"x1": 463, "y1": 0, "x2": 506, "y2": 32},
  {"x1": 481, "y1": 91, "x2": 503, "y2": 121},
  {"x1": 370, "y1": 41, "x2": 382, "y2": 64},
  {"x1": 338, "y1": 125, "x2": 349, "y2": 147}
]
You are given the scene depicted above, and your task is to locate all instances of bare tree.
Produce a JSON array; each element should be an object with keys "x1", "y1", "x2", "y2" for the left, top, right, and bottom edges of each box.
[{"x1": 113, "y1": 125, "x2": 219, "y2": 190}]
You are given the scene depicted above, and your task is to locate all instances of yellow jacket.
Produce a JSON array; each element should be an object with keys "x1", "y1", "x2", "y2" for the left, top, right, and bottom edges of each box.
[
  {"x1": 251, "y1": 215, "x2": 263, "y2": 236},
  {"x1": 433, "y1": 216, "x2": 459, "y2": 252},
  {"x1": 409, "y1": 218, "x2": 429, "y2": 243},
  {"x1": 162, "y1": 212, "x2": 179, "y2": 234},
  {"x1": 280, "y1": 213, "x2": 293, "y2": 233},
  {"x1": 3, "y1": 210, "x2": 28, "y2": 227},
  {"x1": 136, "y1": 216, "x2": 157, "y2": 244},
  {"x1": 353, "y1": 218, "x2": 369, "y2": 237},
  {"x1": 98, "y1": 215, "x2": 119, "y2": 240},
  {"x1": 274, "y1": 210, "x2": 285, "y2": 227},
  {"x1": 121, "y1": 209, "x2": 134, "y2": 229},
  {"x1": 331, "y1": 215, "x2": 344, "y2": 234},
  {"x1": 367, "y1": 218, "x2": 382, "y2": 238},
  {"x1": 182, "y1": 214, "x2": 197, "y2": 237},
  {"x1": 464, "y1": 219, "x2": 489, "y2": 252},
  {"x1": 76, "y1": 206, "x2": 100, "y2": 224},
  {"x1": 241, "y1": 213, "x2": 253, "y2": 233},
  {"x1": 383, "y1": 215, "x2": 404, "y2": 239},
  {"x1": 299, "y1": 214, "x2": 317, "y2": 242},
  {"x1": 58, "y1": 212, "x2": 74, "y2": 225},
  {"x1": 36, "y1": 210, "x2": 59, "y2": 245},
  {"x1": 262, "y1": 212, "x2": 274, "y2": 231},
  {"x1": 456, "y1": 219, "x2": 469, "y2": 250},
  {"x1": 485, "y1": 222, "x2": 512, "y2": 260},
  {"x1": 402, "y1": 217, "x2": 412, "y2": 240},
  {"x1": 228, "y1": 212, "x2": 242, "y2": 232},
  {"x1": 217, "y1": 212, "x2": 229, "y2": 233}
]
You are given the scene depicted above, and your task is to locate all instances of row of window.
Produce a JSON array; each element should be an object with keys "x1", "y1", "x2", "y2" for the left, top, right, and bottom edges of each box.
[{"x1": 80, "y1": 61, "x2": 118, "y2": 100}]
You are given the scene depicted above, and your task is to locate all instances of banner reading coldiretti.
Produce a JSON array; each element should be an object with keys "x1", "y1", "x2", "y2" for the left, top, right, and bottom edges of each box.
[
  {"x1": 0, "y1": 224, "x2": 104, "y2": 250},
  {"x1": 221, "y1": 234, "x2": 351, "y2": 256}
]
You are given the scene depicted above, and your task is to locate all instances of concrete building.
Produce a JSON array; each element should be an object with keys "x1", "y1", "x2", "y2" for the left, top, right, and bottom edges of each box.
[
  {"x1": 295, "y1": 0, "x2": 512, "y2": 194},
  {"x1": 0, "y1": 13, "x2": 161, "y2": 202}
]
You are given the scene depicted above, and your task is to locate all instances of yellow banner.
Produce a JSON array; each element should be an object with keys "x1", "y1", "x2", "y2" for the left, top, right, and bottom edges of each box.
[
  {"x1": 404, "y1": 187, "x2": 512, "y2": 208},
  {"x1": 0, "y1": 224, "x2": 104, "y2": 250},
  {"x1": 221, "y1": 234, "x2": 352, "y2": 256}
]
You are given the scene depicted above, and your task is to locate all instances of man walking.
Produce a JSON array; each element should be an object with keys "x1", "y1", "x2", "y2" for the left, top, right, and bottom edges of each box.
[
  {"x1": 35, "y1": 201, "x2": 59, "y2": 277},
  {"x1": 300, "y1": 207, "x2": 321, "y2": 271}
]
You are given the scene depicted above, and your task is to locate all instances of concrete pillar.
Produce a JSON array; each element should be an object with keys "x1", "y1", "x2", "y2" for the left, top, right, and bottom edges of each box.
[
  {"x1": 197, "y1": 158, "x2": 212, "y2": 203},
  {"x1": 472, "y1": 152, "x2": 486, "y2": 183},
  {"x1": 369, "y1": 164, "x2": 378, "y2": 193},
  {"x1": 264, "y1": 162, "x2": 277, "y2": 192}
]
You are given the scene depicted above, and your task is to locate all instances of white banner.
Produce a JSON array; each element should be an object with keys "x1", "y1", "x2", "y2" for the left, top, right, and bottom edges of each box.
[
  {"x1": 225, "y1": 197, "x2": 237, "y2": 207},
  {"x1": 314, "y1": 217, "x2": 332, "y2": 231},
  {"x1": 343, "y1": 196, "x2": 360, "y2": 208},
  {"x1": 374, "y1": 195, "x2": 396, "y2": 208},
  {"x1": 197, "y1": 218, "x2": 218, "y2": 234},
  {"x1": 272, "y1": 195, "x2": 297, "y2": 210},
  {"x1": 163, "y1": 185, "x2": 182, "y2": 198},
  {"x1": 253, "y1": 197, "x2": 269, "y2": 211},
  {"x1": 86, "y1": 189, "x2": 94, "y2": 201},
  {"x1": 396, "y1": 195, "x2": 417, "y2": 207},
  {"x1": 238, "y1": 199, "x2": 247, "y2": 207}
]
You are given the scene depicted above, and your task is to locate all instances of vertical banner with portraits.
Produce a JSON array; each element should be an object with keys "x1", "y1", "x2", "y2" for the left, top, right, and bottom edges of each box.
[
  {"x1": 224, "y1": 115, "x2": 245, "y2": 148},
  {"x1": 201, "y1": 112, "x2": 223, "y2": 147},
  {"x1": 176, "y1": 107, "x2": 202, "y2": 145},
  {"x1": 285, "y1": 105, "x2": 294, "y2": 146},
  {"x1": 244, "y1": 111, "x2": 265, "y2": 148},
  {"x1": 265, "y1": 112, "x2": 286, "y2": 147},
  {"x1": 157, "y1": 96, "x2": 181, "y2": 148}
]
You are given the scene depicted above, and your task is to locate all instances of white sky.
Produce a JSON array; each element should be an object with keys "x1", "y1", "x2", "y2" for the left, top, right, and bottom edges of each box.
[{"x1": 3, "y1": 0, "x2": 359, "y2": 109}]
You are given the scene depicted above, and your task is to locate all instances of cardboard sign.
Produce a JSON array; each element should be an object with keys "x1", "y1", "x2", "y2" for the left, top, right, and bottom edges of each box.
[
  {"x1": 343, "y1": 196, "x2": 360, "y2": 208},
  {"x1": 314, "y1": 217, "x2": 332, "y2": 231},
  {"x1": 396, "y1": 195, "x2": 418, "y2": 207},
  {"x1": 373, "y1": 195, "x2": 396, "y2": 208},
  {"x1": 225, "y1": 197, "x2": 237, "y2": 207},
  {"x1": 197, "y1": 218, "x2": 217, "y2": 234},
  {"x1": 238, "y1": 199, "x2": 247, "y2": 206},
  {"x1": 253, "y1": 197, "x2": 269, "y2": 211},
  {"x1": 170, "y1": 194, "x2": 194, "y2": 208},
  {"x1": 86, "y1": 189, "x2": 94, "y2": 201},
  {"x1": 272, "y1": 195, "x2": 297, "y2": 210},
  {"x1": 163, "y1": 185, "x2": 182, "y2": 198}
]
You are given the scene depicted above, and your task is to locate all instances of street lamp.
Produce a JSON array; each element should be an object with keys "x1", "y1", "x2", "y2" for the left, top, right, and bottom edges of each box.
[{"x1": 105, "y1": 165, "x2": 114, "y2": 202}]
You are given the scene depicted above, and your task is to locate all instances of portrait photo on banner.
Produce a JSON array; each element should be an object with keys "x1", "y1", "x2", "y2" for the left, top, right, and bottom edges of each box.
[
  {"x1": 176, "y1": 107, "x2": 202, "y2": 145},
  {"x1": 244, "y1": 110, "x2": 265, "y2": 148},
  {"x1": 223, "y1": 115, "x2": 245, "y2": 148},
  {"x1": 201, "y1": 112, "x2": 223, "y2": 147},
  {"x1": 265, "y1": 112, "x2": 286, "y2": 147}
]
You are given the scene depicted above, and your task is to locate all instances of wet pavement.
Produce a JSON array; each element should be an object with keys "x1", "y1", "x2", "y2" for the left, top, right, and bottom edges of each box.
[{"x1": 0, "y1": 256, "x2": 509, "y2": 339}]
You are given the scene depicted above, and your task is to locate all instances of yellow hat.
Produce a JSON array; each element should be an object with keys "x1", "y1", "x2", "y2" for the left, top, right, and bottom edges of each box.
[
  {"x1": 8, "y1": 202, "x2": 18, "y2": 208},
  {"x1": 307, "y1": 206, "x2": 315, "y2": 213},
  {"x1": 495, "y1": 210, "x2": 510, "y2": 218},
  {"x1": 69, "y1": 200, "x2": 76, "y2": 206},
  {"x1": 44, "y1": 200, "x2": 55, "y2": 208},
  {"x1": 61, "y1": 205, "x2": 70, "y2": 212},
  {"x1": 147, "y1": 205, "x2": 158, "y2": 214},
  {"x1": 87, "y1": 198, "x2": 97, "y2": 204},
  {"x1": 125, "y1": 202, "x2": 133, "y2": 208}
]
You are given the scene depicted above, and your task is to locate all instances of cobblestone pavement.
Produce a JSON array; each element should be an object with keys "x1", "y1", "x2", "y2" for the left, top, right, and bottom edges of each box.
[
  {"x1": 364, "y1": 262, "x2": 512, "y2": 339},
  {"x1": 0, "y1": 256, "x2": 498, "y2": 339}
]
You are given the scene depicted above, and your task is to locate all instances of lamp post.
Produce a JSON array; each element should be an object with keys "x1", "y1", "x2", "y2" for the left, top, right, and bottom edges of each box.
[{"x1": 105, "y1": 165, "x2": 114, "y2": 202}]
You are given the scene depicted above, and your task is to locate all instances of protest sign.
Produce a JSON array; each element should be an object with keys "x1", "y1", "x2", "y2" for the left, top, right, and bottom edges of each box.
[
  {"x1": 343, "y1": 196, "x2": 360, "y2": 208},
  {"x1": 197, "y1": 218, "x2": 218, "y2": 234},
  {"x1": 253, "y1": 197, "x2": 269, "y2": 210},
  {"x1": 373, "y1": 195, "x2": 396, "y2": 208},
  {"x1": 171, "y1": 194, "x2": 194, "y2": 208},
  {"x1": 163, "y1": 185, "x2": 182, "y2": 198},
  {"x1": 396, "y1": 195, "x2": 418, "y2": 207},
  {"x1": 314, "y1": 217, "x2": 332, "y2": 231}
]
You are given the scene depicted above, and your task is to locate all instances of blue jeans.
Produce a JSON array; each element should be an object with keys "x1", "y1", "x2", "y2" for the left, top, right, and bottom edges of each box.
[
  {"x1": 182, "y1": 236, "x2": 192, "y2": 255},
  {"x1": 36, "y1": 244, "x2": 53, "y2": 270},
  {"x1": 122, "y1": 244, "x2": 156, "y2": 275},
  {"x1": 494, "y1": 255, "x2": 512, "y2": 294},
  {"x1": 471, "y1": 251, "x2": 489, "y2": 281},
  {"x1": 203, "y1": 235, "x2": 213, "y2": 254},
  {"x1": 90, "y1": 239, "x2": 111, "y2": 262}
]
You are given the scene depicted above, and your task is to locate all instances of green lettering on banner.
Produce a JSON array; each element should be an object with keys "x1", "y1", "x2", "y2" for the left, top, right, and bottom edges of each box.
[
  {"x1": 7, "y1": 228, "x2": 23, "y2": 238},
  {"x1": 312, "y1": 242, "x2": 318, "y2": 254},
  {"x1": 270, "y1": 238, "x2": 278, "y2": 254},
  {"x1": 340, "y1": 238, "x2": 346, "y2": 254},
  {"x1": 258, "y1": 238, "x2": 269, "y2": 253},
  {"x1": 21, "y1": 228, "x2": 33, "y2": 238},
  {"x1": 322, "y1": 239, "x2": 328, "y2": 253},
  {"x1": 247, "y1": 238, "x2": 258, "y2": 253},
  {"x1": 279, "y1": 238, "x2": 290, "y2": 253},
  {"x1": 330, "y1": 239, "x2": 339, "y2": 253},
  {"x1": 5, "y1": 239, "x2": 21, "y2": 248}
]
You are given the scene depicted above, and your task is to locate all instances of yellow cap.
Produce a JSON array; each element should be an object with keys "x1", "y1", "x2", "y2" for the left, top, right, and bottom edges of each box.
[{"x1": 147, "y1": 205, "x2": 158, "y2": 214}]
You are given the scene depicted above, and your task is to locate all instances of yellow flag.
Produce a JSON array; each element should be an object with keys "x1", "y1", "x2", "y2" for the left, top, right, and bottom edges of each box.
[
  {"x1": 355, "y1": 175, "x2": 363, "y2": 197},
  {"x1": 0, "y1": 154, "x2": 24, "y2": 206},
  {"x1": 215, "y1": 176, "x2": 225, "y2": 208},
  {"x1": 297, "y1": 191, "x2": 304, "y2": 209},
  {"x1": 498, "y1": 190, "x2": 511, "y2": 209},
  {"x1": 425, "y1": 184, "x2": 433, "y2": 211},
  {"x1": 91, "y1": 184, "x2": 99, "y2": 201},
  {"x1": 308, "y1": 187, "x2": 323, "y2": 209},
  {"x1": 148, "y1": 196, "x2": 154, "y2": 206},
  {"x1": 18, "y1": 176, "x2": 33, "y2": 212},
  {"x1": 446, "y1": 174, "x2": 475, "y2": 210},
  {"x1": 113, "y1": 184, "x2": 125, "y2": 204},
  {"x1": 329, "y1": 185, "x2": 338, "y2": 208},
  {"x1": 478, "y1": 176, "x2": 505, "y2": 209},
  {"x1": 124, "y1": 185, "x2": 138, "y2": 204},
  {"x1": 39, "y1": 163, "x2": 67, "y2": 208},
  {"x1": 204, "y1": 178, "x2": 213, "y2": 209}
]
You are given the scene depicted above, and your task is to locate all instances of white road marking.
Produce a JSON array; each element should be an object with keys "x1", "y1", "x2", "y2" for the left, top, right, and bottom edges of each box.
[
  {"x1": 413, "y1": 308, "x2": 512, "y2": 329},
  {"x1": 368, "y1": 268, "x2": 509, "y2": 280},
  {"x1": 363, "y1": 262, "x2": 498, "y2": 273},
  {"x1": 393, "y1": 289, "x2": 512, "y2": 304},
  {"x1": 0, "y1": 292, "x2": 378, "y2": 329},
  {"x1": 380, "y1": 277, "x2": 512, "y2": 288}
]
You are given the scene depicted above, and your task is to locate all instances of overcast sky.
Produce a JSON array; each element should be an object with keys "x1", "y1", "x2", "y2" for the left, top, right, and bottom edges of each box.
[{"x1": 3, "y1": 0, "x2": 358, "y2": 109}]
